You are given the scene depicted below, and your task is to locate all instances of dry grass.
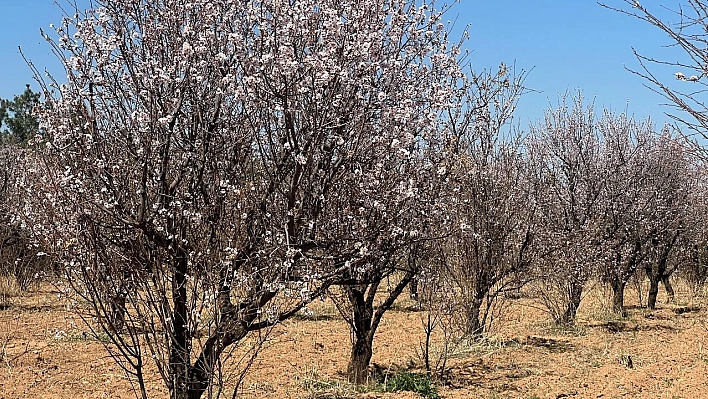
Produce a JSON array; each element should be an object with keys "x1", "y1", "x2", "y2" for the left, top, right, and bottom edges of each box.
[{"x1": 0, "y1": 275, "x2": 20, "y2": 308}]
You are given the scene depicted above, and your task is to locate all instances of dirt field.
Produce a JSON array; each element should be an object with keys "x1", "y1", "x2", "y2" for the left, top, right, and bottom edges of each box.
[{"x1": 1, "y1": 280, "x2": 707, "y2": 399}]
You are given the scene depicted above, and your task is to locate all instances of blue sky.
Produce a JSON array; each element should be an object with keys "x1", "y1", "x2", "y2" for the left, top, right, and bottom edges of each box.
[
  {"x1": 0, "y1": 1, "x2": 687, "y2": 129},
  {"x1": 457, "y1": 0, "x2": 684, "y2": 128}
]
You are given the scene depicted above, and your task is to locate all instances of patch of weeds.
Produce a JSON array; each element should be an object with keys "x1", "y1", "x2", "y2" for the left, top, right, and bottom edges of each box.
[
  {"x1": 662, "y1": 377, "x2": 674, "y2": 388},
  {"x1": 303, "y1": 392, "x2": 357, "y2": 399},
  {"x1": 298, "y1": 368, "x2": 357, "y2": 399},
  {"x1": 300, "y1": 366, "x2": 439, "y2": 399},
  {"x1": 292, "y1": 310, "x2": 337, "y2": 322},
  {"x1": 521, "y1": 336, "x2": 574, "y2": 353},
  {"x1": 506, "y1": 365, "x2": 533, "y2": 379},
  {"x1": 600, "y1": 319, "x2": 633, "y2": 333},
  {"x1": 452, "y1": 336, "x2": 522, "y2": 358},
  {"x1": 243, "y1": 382, "x2": 277, "y2": 395},
  {"x1": 589, "y1": 306, "x2": 632, "y2": 326},
  {"x1": 379, "y1": 370, "x2": 439, "y2": 399},
  {"x1": 53, "y1": 329, "x2": 112, "y2": 344},
  {"x1": 540, "y1": 322, "x2": 588, "y2": 337},
  {"x1": 0, "y1": 275, "x2": 21, "y2": 310}
]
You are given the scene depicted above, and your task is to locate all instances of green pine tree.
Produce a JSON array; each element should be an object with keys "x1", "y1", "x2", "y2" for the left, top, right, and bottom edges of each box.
[{"x1": 0, "y1": 84, "x2": 40, "y2": 145}]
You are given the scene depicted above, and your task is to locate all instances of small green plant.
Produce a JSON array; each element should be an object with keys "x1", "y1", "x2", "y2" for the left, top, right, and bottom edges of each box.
[
  {"x1": 381, "y1": 370, "x2": 439, "y2": 399},
  {"x1": 75, "y1": 331, "x2": 112, "y2": 344}
]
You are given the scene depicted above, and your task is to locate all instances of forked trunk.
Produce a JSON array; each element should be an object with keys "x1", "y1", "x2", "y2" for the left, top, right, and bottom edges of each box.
[
  {"x1": 343, "y1": 272, "x2": 414, "y2": 384},
  {"x1": 109, "y1": 284, "x2": 128, "y2": 333},
  {"x1": 346, "y1": 286, "x2": 374, "y2": 384},
  {"x1": 647, "y1": 263, "x2": 675, "y2": 309},
  {"x1": 559, "y1": 280, "x2": 584, "y2": 325},
  {"x1": 647, "y1": 232, "x2": 679, "y2": 310}
]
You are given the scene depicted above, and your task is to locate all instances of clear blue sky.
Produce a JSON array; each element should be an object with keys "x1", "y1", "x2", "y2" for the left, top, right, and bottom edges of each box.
[
  {"x1": 0, "y1": 1, "x2": 687, "y2": 129},
  {"x1": 458, "y1": 0, "x2": 682, "y2": 128}
]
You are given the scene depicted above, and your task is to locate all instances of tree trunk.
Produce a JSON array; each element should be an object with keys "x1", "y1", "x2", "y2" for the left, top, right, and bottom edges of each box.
[
  {"x1": 611, "y1": 278, "x2": 627, "y2": 317},
  {"x1": 662, "y1": 275, "x2": 675, "y2": 303},
  {"x1": 186, "y1": 317, "x2": 248, "y2": 399},
  {"x1": 170, "y1": 254, "x2": 191, "y2": 399},
  {"x1": 559, "y1": 280, "x2": 583, "y2": 325},
  {"x1": 348, "y1": 330, "x2": 374, "y2": 384},
  {"x1": 648, "y1": 231, "x2": 679, "y2": 309},
  {"x1": 343, "y1": 272, "x2": 414, "y2": 384},
  {"x1": 647, "y1": 272, "x2": 660, "y2": 310},
  {"x1": 422, "y1": 312, "x2": 432, "y2": 376},
  {"x1": 466, "y1": 296, "x2": 483, "y2": 338},
  {"x1": 346, "y1": 286, "x2": 374, "y2": 384}
]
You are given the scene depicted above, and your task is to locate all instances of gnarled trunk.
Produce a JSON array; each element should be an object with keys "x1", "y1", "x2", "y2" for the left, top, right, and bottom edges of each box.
[
  {"x1": 559, "y1": 280, "x2": 584, "y2": 325},
  {"x1": 186, "y1": 317, "x2": 249, "y2": 399},
  {"x1": 348, "y1": 329, "x2": 374, "y2": 384},
  {"x1": 342, "y1": 271, "x2": 415, "y2": 384},
  {"x1": 647, "y1": 231, "x2": 679, "y2": 310},
  {"x1": 609, "y1": 239, "x2": 642, "y2": 317},
  {"x1": 346, "y1": 285, "x2": 374, "y2": 384},
  {"x1": 611, "y1": 278, "x2": 627, "y2": 317},
  {"x1": 109, "y1": 287, "x2": 128, "y2": 332},
  {"x1": 465, "y1": 296, "x2": 484, "y2": 338},
  {"x1": 409, "y1": 278, "x2": 419, "y2": 300}
]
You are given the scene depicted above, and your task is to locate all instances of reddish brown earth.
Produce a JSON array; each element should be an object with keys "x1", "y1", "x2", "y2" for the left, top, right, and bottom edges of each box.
[{"x1": 1, "y1": 281, "x2": 707, "y2": 399}]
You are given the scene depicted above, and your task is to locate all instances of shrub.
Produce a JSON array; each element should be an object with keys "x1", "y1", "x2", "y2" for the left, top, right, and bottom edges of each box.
[{"x1": 381, "y1": 371, "x2": 439, "y2": 399}]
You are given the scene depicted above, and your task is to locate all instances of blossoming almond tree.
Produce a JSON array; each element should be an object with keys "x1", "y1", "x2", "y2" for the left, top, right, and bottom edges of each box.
[
  {"x1": 527, "y1": 94, "x2": 605, "y2": 325},
  {"x1": 0, "y1": 145, "x2": 43, "y2": 292},
  {"x1": 20, "y1": 1, "x2": 464, "y2": 398},
  {"x1": 680, "y1": 163, "x2": 708, "y2": 294},
  {"x1": 640, "y1": 131, "x2": 694, "y2": 309},
  {"x1": 605, "y1": 0, "x2": 708, "y2": 310},
  {"x1": 436, "y1": 65, "x2": 533, "y2": 338},
  {"x1": 595, "y1": 113, "x2": 657, "y2": 316},
  {"x1": 529, "y1": 99, "x2": 694, "y2": 318}
]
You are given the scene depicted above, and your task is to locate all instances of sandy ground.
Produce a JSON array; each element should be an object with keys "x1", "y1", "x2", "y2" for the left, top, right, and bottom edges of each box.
[{"x1": 1, "y1": 281, "x2": 707, "y2": 399}]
